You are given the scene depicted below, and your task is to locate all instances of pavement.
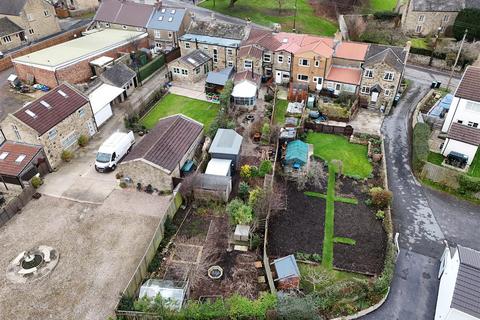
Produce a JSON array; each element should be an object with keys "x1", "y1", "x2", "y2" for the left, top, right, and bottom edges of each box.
[
  {"x1": 362, "y1": 68, "x2": 479, "y2": 319},
  {"x1": 349, "y1": 109, "x2": 383, "y2": 135},
  {"x1": 0, "y1": 68, "x2": 37, "y2": 122},
  {"x1": 169, "y1": 80, "x2": 208, "y2": 101}
]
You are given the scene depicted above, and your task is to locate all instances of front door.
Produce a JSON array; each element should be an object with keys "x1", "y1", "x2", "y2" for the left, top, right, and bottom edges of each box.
[
  {"x1": 314, "y1": 77, "x2": 323, "y2": 91},
  {"x1": 371, "y1": 92, "x2": 379, "y2": 103},
  {"x1": 86, "y1": 120, "x2": 96, "y2": 136},
  {"x1": 275, "y1": 71, "x2": 282, "y2": 84},
  {"x1": 334, "y1": 83, "x2": 341, "y2": 95}
]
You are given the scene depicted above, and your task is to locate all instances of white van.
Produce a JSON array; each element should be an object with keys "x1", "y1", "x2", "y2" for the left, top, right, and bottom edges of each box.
[{"x1": 95, "y1": 131, "x2": 135, "y2": 172}]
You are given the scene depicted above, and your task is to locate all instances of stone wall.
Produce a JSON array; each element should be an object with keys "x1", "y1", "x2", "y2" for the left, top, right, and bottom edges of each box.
[
  {"x1": 0, "y1": 32, "x2": 25, "y2": 52},
  {"x1": 408, "y1": 53, "x2": 463, "y2": 72},
  {"x1": 0, "y1": 0, "x2": 61, "y2": 42},
  {"x1": 148, "y1": 29, "x2": 177, "y2": 48},
  {"x1": 168, "y1": 59, "x2": 212, "y2": 83},
  {"x1": 272, "y1": 50, "x2": 292, "y2": 73},
  {"x1": 237, "y1": 54, "x2": 262, "y2": 75},
  {"x1": 179, "y1": 40, "x2": 237, "y2": 70},
  {"x1": 360, "y1": 61, "x2": 401, "y2": 112},
  {"x1": 120, "y1": 160, "x2": 176, "y2": 191},
  {"x1": 1, "y1": 102, "x2": 96, "y2": 168},
  {"x1": 421, "y1": 162, "x2": 461, "y2": 189}
]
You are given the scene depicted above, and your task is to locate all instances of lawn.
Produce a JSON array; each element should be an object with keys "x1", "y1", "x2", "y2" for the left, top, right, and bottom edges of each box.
[
  {"x1": 306, "y1": 133, "x2": 373, "y2": 178},
  {"x1": 140, "y1": 94, "x2": 219, "y2": 132},
  {"x1": 468, "y1": 150, "x2": 480, "y2": 178},
  {"x1": 428, "y1": 152, "x2": 444, "y2": 166},
  {"x1": 410, "y1": 37, "x2": 430, "y2": 49},
  {"x1": 369, "y1": 0, "x2": 397, "y2": 12},
  {"x1": 274, "y1": 99, "x2": 288, "y2": 125},
  {"x1": 199, "y1": 0, "x2": 338, "y2": 36}
]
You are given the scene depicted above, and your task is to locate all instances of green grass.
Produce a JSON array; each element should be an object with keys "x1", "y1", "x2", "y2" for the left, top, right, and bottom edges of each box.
[
  {"x1": 304, "y1": 192, "x2": 358, "y2": 204},
  {"x1": 468, "y1": 150, "x2": 480, "y2": 178},
  {"x1": 427, "y1": 152, "x2": 444, "y2": 166},
  {"x1": 274, "y1": 99, "x2": 288, "y2": 125},
  {"x1": 199, "y1": 0, "x2": 338, "y2": 36},
  {"x1": 333, "y1": 237, "x2": 356, "y2": 246},
  {"x1": 306, "y1": 133, "x2": 373, "y2": 178},
  {"x1": 323, "y1": 165, "x2": 336, "y2": 269},
  {"x1": 140, "y1": 94, "x2": 219, "y2": 132},
  {"x1": 421, "y1": 178, "x2": 480, "y2": 205},
  {"x1": 410, "y1": 37, "x2": 430, "y2": 49},
  {"x1": 369, "y1": 0, "x2": 397, "y2": 12}
]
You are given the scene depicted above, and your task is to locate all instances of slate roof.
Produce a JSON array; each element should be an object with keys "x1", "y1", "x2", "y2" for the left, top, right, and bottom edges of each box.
[
  {"x1": 0, "y1": 142, "x2": 42, "y2": 177},
  {"x1": 124, "y1": 115, "x2": 203, "y2": 173},
  {"x1": 0, "y1": 17, "x2": 23, "y2": 37},
  {"x1": 455, "y1": 66, "x2": 480, "y2": 103},
  {"x1": 447, "y1": 123, "x2": 480, "y2": 146},
  {"x1": 94, "y1": 0, "x2": 155, "y2": 28},
  {"x1": 178, "y1": 49, "x2": 211, "y2": 67},
  {"x1": 147, "y1": 7, "x2": 186, "y2": 32},
  {"x1": 186, "y1": 20, "x2": 246, "y2": 40},
  {"x1": 412, "y1": 0, "x2": 480, "y2": 11},
  {"x1": 206, "y1": 67, "x2": 234, "y2": 86},
  {"x1": 100, "y1": 63, "x2": 136, "y2": 88},
  {"x1": 13, "y1": 83, "x2": 89, "y2": 136},
  {"x1": 0, "y1": 0, "x2": 27, "y2": 16},
  {"x1": 451, "y1": 246, "x2": 480, "y2": 318},
  {"x1": 364, "y1": 44, "x2": 407, "y2": 73}
]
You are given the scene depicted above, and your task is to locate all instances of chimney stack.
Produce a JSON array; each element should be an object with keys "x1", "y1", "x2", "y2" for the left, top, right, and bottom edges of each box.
[{"x1": 155, "y1": 0, "x2": 162, "y2": 10}]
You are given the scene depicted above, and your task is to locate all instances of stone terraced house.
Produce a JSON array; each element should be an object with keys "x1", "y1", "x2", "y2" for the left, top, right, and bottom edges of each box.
[{"x1": 0, "y1": 83, "x2": 96, "y2": 168}]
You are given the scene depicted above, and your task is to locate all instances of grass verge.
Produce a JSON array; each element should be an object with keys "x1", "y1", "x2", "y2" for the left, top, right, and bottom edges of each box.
[
  {"x1": 421, "y1": 178, "x2": 480, "y2": 205},
  {"x1": 427, "y1": 151, "x2": 444, "y2": 166},
  {"x1": 333, "y1": 237, "x2": 356, "y2": 246},
  {"x1": 369, "y1": 0, "x2": 397, "y2": 11},
  {"x1": 306, "y1": 132, "x2": 372, "y2": 178},
  {"x1": 140, "y1": 94, "x2": 219, "y2": 132},
  {"x1": 468, "y1": 150, "x2": 480, "y2": 178},
  {"x1": 304, "y1": 192, "x2": 358, "y2": 204},
  {"x1": 323, "y1": 165, "x2": 336, "y2": 269},
  {"x1": 274, "y1": 99, "x2": 288, "y2": 125}
]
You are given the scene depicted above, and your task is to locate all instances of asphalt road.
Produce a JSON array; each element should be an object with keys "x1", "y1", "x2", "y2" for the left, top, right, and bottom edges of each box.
[{"x1": 363, "y1": 69, "x2": 479, "y2": 319}]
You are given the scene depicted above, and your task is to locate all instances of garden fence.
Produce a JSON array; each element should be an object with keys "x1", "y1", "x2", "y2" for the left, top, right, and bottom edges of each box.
[
  {"x1": 165, "y1": 47, "x2": 181, "y2": 63},
  {"x1": 116, "y1": 190, "x2": 183, "y2": 302},
  {"x1": 421, "y1": 162, "x2": 461, "y2": 189},
  {"x1": 138, "y1": 55, "x2": 166, "y2": 83},
  {"x1": 304, "y1": 122, "x2": 354, "y2": 136},
  {"x1": 0, "y1": 186, "x2": 35, "y2": 227}
]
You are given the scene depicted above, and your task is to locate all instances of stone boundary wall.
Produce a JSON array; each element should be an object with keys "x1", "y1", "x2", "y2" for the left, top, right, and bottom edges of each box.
[
  {"x1": 0, "y1": 186, "x2": 35, "y2": 228},
  {"x1": 408, "y1": 54, "x2": 463, "y2": 72},
  {"x1": 412, "y1": 89, "x2": 434, "y2": 128},
  {"x1": 421, "y1": 162, "x2": 461, "y2": 189}
]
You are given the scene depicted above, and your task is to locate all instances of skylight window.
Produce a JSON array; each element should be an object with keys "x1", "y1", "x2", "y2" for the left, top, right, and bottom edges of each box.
[
  {"x1": 40, "y1": 100, "x2": 51, "y2": 109},
  {"x1": 161, "y1": 8, "x2": 166, "y2": 13},
  {"x1": 0, "y1": 152, "x2": 8, "y2": 160},
  {"x1": 187, "y1": 58, "x2": 196, "y2": 64},
  {"x1": 58, "y1": 90, "x2": 68, "y2": 98},
  {"x1": 171, "y1": 9, "x2": 176, "y2": 14},
  {"x1": 25, "y1": 109, "x2": 37, "y2": 118},
  {"x1": 158, "y1": 16, "x2": 163, "y2": 21},
  {"x1": 282, "y1": 38, "x2": 288, "y2": 43},
  {"x1": 15, "y1": 155, "x2": 26, "y2": 163},
  {"x1": 168, "y1": 17, "x2": 173, "y2": 22}
]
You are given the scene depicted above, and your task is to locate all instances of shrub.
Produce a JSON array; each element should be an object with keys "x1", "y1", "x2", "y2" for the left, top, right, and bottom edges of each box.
[
  {"x1": 375, "y1": 210, "x2": 385, "y2": 220},
  {"x1": 261, "y1": 122, "x2": 271, "y2": 145},
  {"x1": 119, "y1": 181, "x2": 127, "y2": 188},
  {"x1": 458, "y1": 175, "x2": 480, "y2": 194},
  {"x1": 412, "y1": 123, "x2": 431, "y2": 173},
  {"x1": 77, "y1": 134, "x2": 88, "y2": 147},
  {"x1": 248, "y1": 187, "x2": 263, "y2": 207},
  {"x1": 30, "y1": 176, "x2": 43, "y2": 189},
  {"x1": 373, "y1": 11, "x2": 400, "y2": 20},
  {"x1": 238, "y1": 181, "x2": 250, "y2": 200},
  {"x1": 258, "y1": 160, "x2": 273, "y2": 177},
  {"x1": 264, "y1": 94, "x2": 274, "y2": 102},
  {"x1": 226, "y1": 198, "x2": 243, "y2": 217},
  {"x1": 227, "y1": 199, "x2": 254, "y2": 225},
  {"x1": 240, "y1": 165, "x2": 252, "y2": 178},
  {"x1": 61, "y1": 150, "x2": 74, "y2": 162},
  {"x1": 369, "y1": 187, "x2": 393, "y2": 209},
  {"x1": 250, "y1": 233, "x2": 261, "y2": 250}
]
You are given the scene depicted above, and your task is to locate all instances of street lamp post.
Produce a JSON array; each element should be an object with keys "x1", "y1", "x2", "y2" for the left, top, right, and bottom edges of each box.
[{"x1": 293, "y1": 0, "x2": 298, "y2": 33}]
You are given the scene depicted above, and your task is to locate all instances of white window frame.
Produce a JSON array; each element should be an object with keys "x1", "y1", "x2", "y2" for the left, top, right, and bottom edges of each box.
[
  {"x1": 465, "y1": 101, "x2": 480, "y2": 112},
  {"x1": 48, "y1": 128, "x2": 57, "y2": 140},
  {"x1": 299, "y1": 58, "x2": 309, "y2": 66},
  {"x1": 44, "y1": 10, "x2": 50, "y2": 17},
  {"x1": 263, "y1": 53, "x2": 271, "y2": 63},
  {"x1": 227, "y1": 61, "x2": 234, "y2": 67},
  {"x1": 184, "y1": 42, "x2": 190, "y2": 49},
  {"x1": 27, "y1": 14, "x2": 34, "y2": 21},
  {"x1": 287, "y1": 56, "x2": 291, "y2": 64},
  {"x1": 213, "y1": 48, "x2": 218, "y2": 63},
  {"x1": 415, "y1": 25, "x2": 422, "y2": 33},
  {"x1": 181, "y1": 69, "x2": 188, "y2": 75},
  {"x1": 203, "y1": 45, "x2": 209, "y2": 51},
  {"x1": 468, "y1": 121, "x2": 479, "y2": 128},
  {"x1": 418, "y1": 15, "x2": 425, "y2": 22},
  {"x1": 122, "y1": 25, "x2": 127, "y2": 30},
  {"x1": 154, "y1": 30, "x2": 161, "y2": 39},
  {"x1": 384, "y1": 89, "x2": 391, "y2": 97},
  {"x1": 105, "y1": 22, "x2": 110, "y2": 28},
  {"x1": 62, "y1": 131, "x2": 79, "y2": 149},
  {"x1": 168, "y1": 31, "x2": 173, "y2": 39},
  {"x1": 383, "y1": 71, "x2": 395, "y2": 81},
  {"x1": 173, "y1": 67, "x2": 180, "y2": 74},
  {"x1": 297, "y1": 74, "x2": 308, "y2": 82},
  {"x1": 2, "y1": 35, "x2": 12, "y2": 43},
  {"x1": 443, "y1": 15, "x2": 449, "y2": 22},
  {"x1": 361, "y1": 86, "x2": 370, "y2": 95},
  {"x1": 194, "y1": 67, "x2": 200, "y2": 74},
  {"x1": 364, "y1": 69, "x2": 373, "y2": 78},
  {"x1": 315, "y1": 60, "x2": 320, "y2": 67},
  {"x1": 227, "y1": 48, "x2": 233, "y2": 55},
  {"x1": 28, "y1": 28, "x2": 34, "y2": 35},
  {"x1": 277, "y1": 55, "x2": 284, "y2": 63},
  {"x1": 244, "y1": 59, "x2": 253, "y2": 69},
  {"x1": 78, "y1": 108, "x2": 85, "y2": 117},
  {"x1": 12, "y1": 124, "x2": 21, "y2": 140}
]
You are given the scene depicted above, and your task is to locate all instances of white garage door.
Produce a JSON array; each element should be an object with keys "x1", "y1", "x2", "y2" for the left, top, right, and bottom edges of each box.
[{"x1": 94, "y1": 103, "x2": 113, "y2": 127}]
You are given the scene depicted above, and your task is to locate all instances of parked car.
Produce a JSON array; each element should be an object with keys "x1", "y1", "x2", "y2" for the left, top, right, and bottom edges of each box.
[{"x1": 95, "y1": 131, "x2": 135, "y2": 172}]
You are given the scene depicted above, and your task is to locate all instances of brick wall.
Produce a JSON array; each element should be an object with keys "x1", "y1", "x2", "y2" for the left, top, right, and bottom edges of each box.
[
  {"x1": 13, "y1": 37, "x2": 149, "y2": 87},
  {"x1": 0, "y1": 25, "x2": 87, "y2": 72}
]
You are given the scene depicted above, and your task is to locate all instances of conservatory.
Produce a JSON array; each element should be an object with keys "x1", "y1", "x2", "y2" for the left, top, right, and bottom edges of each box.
[{"x1": 232, "y1": 80, "x2": 257, "y2": 110}]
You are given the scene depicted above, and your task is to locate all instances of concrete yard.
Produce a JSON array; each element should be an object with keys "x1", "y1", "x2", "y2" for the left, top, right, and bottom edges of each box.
[{"x1": 0, "y1": 191, "x2": 172, "y2": 320}]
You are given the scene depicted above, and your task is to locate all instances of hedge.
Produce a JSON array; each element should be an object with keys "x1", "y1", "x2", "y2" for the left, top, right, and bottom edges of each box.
[
  {"x1": 453, "y1": 8, "x2": 480, "y2": 41},
  {"x1": 412, "y1": 123, "x2": 431, "y2": 173},
  {"x1": 138, "y1": 54, "x2": 166, "y2": 81},
  {"x1": 458, "y1": 175, "x2": 480, "y2": 193},
  {"x1": 409, "y1": 47, "x2": 447, "y2": 60},
  {"x1": 373, "y1": 11, "x2": 401, "y2": 20}
]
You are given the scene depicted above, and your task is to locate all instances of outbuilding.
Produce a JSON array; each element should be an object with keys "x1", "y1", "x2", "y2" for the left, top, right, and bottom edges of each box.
[
  {"x1": 208, "y1": 128, "x2": 243, "y2": 169},
  {"x1": 139, "y1": 279, "x2": 188, "y2": 311},
  {"x1": 88, "y1": 83, "x2": 124, "y2": 127},
  {"x1": 205, "y1": 158, "x2": 232, "y2": 176},
  {"x1": 232, "y1": 79, "x2": 257, "y2": 110},
  {"x1": 284, "y1": 140, "x2": 308, "y2": 169}
]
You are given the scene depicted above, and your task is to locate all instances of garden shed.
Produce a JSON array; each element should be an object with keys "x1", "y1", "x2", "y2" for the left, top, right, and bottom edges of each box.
[
  {"x1": 205, "y1": 67, "x2": 234, "y2": 94},
  {"x1": 284, "y1": 140, "x2": 308, "y2": 169},
  {"x1": 272, "y1": 255, "x2": 300, "y2": 290},
  {"x1": 232, "y1": 80, "x2": 257, "y2": 110},
  {"x1": 139, "y1": 279, "x2": 188, "y2": 311},
  {"x1": 209, "y1": 129, "x2": 243, "y2": 169},
  {"x1": 193, "y1": 173, "x2": 232, "y2": 203}
]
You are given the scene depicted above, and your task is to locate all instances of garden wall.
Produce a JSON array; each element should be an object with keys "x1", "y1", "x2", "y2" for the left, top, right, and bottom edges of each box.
[
  {"x1": 421, "y1": 162, "x2": 461, "y2": 189},
  {"x1": 0, "y1": 186, "x2": 35, "y2": 227},
  {"x1": 304, "y1": 122, "x2": 354, "y2": 136},
  {"x1": 117, "y1": 190, "x2": 183, "y2": 299},
  {"x1": 408, "y1": 53, "x2": 463, "y2": 72}
]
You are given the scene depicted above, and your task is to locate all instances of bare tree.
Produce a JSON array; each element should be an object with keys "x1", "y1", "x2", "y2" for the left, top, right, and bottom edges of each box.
[
  {"x1": 303, "y1": 267, "x2": 333, "y2": 292},
  {"x1": 277, "y1": 0, "x2": 286, "y2": 14},
  {"x1": 307, "y1": 160, "x2": 325, "y2": 190}
]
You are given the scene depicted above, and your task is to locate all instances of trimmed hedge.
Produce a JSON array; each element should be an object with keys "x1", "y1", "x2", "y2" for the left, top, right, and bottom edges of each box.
[
  {"x1": 458, "y1": 175, "x2": 480, "y2": 193},
  {"x1": 412, "y1": 123, "x2": 431, "y2": 173},
  {"x1": 138, "y1": 55, "x2": 166, "y2": 81},
  {"x1": 409, "y1": 47, "x2": 447, "y2": 60},
  {"x1": 373, "y1": 11, "x2": 401, "y2": 20}
]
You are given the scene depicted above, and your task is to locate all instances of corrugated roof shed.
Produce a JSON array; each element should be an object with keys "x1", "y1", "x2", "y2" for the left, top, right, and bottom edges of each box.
[
  {"x1": 124, "y1": 115, "x2": 203, "y2": 173},
  {"x1": 209, "y1": 129, "x2": 243, "y2": 155},
  {"x1": 100, "y1": 63, "x2": 136, "y2": 88},
  {"x1": 13, "y1": 83, "x2": 89, "y2": 135}
]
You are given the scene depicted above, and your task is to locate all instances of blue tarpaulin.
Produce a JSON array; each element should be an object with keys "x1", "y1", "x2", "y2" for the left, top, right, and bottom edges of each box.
[
  {"x1": 285, "y1": 140, "x2": 308, "y2": 167},
  {"x1": 428, "y1": 94, "x2": 453, "y2": 117}
]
